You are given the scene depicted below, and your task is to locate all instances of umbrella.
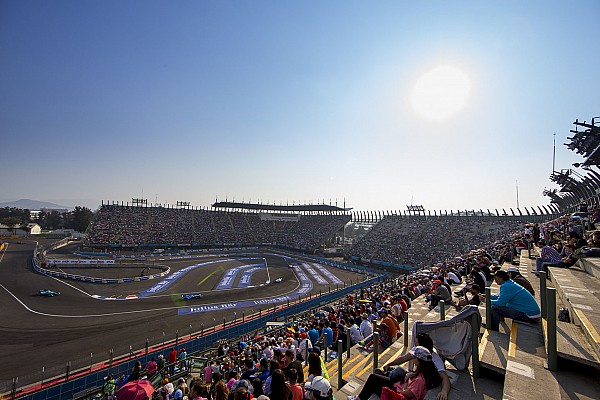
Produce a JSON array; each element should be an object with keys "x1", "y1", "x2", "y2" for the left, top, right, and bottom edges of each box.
[
  {"x1": 359, "y1": 299, "x2": 372, "y2": 304},
  {"x1": 116, "y1": 380, "x2": 155, "y2": 400}
]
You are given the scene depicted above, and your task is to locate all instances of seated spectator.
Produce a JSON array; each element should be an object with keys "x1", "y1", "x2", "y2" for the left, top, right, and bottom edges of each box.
[
  {"x1": 485, "y1": 270, "x2": 541, "y2": 331},
  {"x1": 354, "y1": 346, "x2": 440, "y2": 400},
  {"x1": 305, "y1": 376, "x2": 333, "y2": 400},
  {"x1": 534, "y1": 240, "x2": 562, "y2": 273},
  {"x1": 146, "y1": 357, "x2": 158, "y2": 377},
  {"x1": 538, "y1": 244, "x2": 577, "y2": 274},
  {"x1": 269, "y1": 369, "x2": 291, "y2": 400},
  {"x1": 427, "y1": 280, "x2": 452, "y2": 311},
  {"x1": 456, "y1": 284, "x2": 482, "y2": 311}
]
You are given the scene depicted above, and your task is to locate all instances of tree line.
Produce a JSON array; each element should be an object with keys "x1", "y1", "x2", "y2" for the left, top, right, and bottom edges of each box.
[{"x1": 0, "y1": 206, "x2": 94, "y2": 233}]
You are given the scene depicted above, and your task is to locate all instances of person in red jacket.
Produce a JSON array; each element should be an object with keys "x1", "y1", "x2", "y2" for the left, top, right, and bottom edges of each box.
[{"x1": 168, "y1": 348, "x2": 178, "y2": 375}]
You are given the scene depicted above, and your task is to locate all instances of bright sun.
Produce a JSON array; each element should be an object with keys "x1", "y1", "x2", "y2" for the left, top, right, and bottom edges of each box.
[{"x1": 410, "y1": 65, "x2": 471, "y2": 121}]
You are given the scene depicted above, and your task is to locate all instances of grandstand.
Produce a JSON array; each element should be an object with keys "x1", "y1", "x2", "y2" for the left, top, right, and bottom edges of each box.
[{"x1": 85, "y1": 203, "x2": 350, "y2": 253}]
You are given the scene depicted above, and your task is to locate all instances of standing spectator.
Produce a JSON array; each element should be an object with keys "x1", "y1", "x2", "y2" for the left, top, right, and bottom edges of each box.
[
  {"x1": 288, "y1": 369, "x2": 304, "y2": 400},
  {"x1": 284, "y1": 350, "x2": 304, "y2": 383},
  {"x1": 168, "y1": 348, "x2": 178, "y2": 375}
]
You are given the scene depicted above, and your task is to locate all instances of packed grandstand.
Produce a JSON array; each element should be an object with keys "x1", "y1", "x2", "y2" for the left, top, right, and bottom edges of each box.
[{"x1": 85, "y1": 203, "x2": 527, "y2": 271}]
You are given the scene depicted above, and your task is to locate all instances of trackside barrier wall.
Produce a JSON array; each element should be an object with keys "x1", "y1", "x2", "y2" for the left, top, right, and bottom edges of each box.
[{"x1": 13, "y1": 266, "x2": 383, "y2": 399}]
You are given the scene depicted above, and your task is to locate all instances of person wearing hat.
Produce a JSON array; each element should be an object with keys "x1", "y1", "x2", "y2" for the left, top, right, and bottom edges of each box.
[
  {"x1": 297, "y1": 331, "x2": 312, "y2": 362},
  {"x1": 483, "y1": 270, "x2": 541, "y2": 331},
  {"x1": 305, "y1": 376, "x2": 333, "y2": 400},
  {"x1": 354, "y1": 346, "x2": 440, "y2": 400},
  {"x1": 506, "y1": 267, "x2": 535, "y2": 295}
]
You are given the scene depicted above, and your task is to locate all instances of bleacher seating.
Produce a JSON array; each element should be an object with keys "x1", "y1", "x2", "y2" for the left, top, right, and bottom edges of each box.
[{"x1": 85, "y1": 205, "x2": 350, "y2": 252}]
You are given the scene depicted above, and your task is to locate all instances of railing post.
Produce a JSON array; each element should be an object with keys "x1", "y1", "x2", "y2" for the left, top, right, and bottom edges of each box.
[
  {"x1": 470, "y1": 314, "x2": 480, "y2": 379},
  {"x1": 41, "y1": 367, "x2": 45, "y2": 386},
  {"x1": 373, "y1": 332, "x2": 379, "y2": 371},
  {"x1": 324, "y1": 343, "x2": 328, "y2": 361},
  {"x1": 540, "y1": 271, "x2": 547, "y2": 319},
  {"x1": 65, "y1": 362, "x2": 71, "y2": 381},
  {"x1": 347, "y1": 329, "x2": 351, "y2": 358},
  {"x1": 11, "y1": 377, "x2": 17, "y2": 399},
  {"x1": 485, "y1": 287, "x2": 492, "y2": 329},
  {"x1": 146, "y1": 338, "x2": 149, "y2": 354},
  {"x1": 337, "y1": 340, "x2": 343, "y2": 389},
  {"x1": 242, "y1": 312, "x2": 245, "y2": 322},
  {"x1": 440, "y1": 300, "x2": 446, "y2": 320},
  {"x1": 89, "y1": 352, "x2": 93, "y2": 371},
  {"x1": 546, "y1": 287, "x2": 558, "y2": 371},
  {"x1": 305, "y1": 341, "x2": 309, "y2": 366},
  {"x1": 404, "y1": 312, "x2": 409, "y2": 348},
  {"x1": 109, "y1": 349, "x2": 114, "y2": 370}
]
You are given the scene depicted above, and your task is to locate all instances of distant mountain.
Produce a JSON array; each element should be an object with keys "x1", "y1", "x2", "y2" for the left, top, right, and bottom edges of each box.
[{"x1": 0, "y1": 199, "x2": 70, "y2": 210}]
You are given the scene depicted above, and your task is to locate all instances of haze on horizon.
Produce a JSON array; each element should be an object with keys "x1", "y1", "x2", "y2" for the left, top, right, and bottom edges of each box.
[{"x1": 1, "y1": 1, "x2": 599, "y2": 213}]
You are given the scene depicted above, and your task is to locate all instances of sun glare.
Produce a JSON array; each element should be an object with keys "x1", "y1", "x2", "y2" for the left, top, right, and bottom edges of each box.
[{"x1": 410, "y1": 65, "x2": 471, "y2": 121}]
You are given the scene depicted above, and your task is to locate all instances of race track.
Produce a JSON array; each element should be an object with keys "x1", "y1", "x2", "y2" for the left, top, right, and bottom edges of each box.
[{"x1": 0, "y1": 240, "x2": 365, "y2": 389}]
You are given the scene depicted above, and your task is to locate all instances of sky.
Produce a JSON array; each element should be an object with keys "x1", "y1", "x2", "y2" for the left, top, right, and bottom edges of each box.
[{"x1": 1, "y1": 1, "x2": 599, "y2": 213}]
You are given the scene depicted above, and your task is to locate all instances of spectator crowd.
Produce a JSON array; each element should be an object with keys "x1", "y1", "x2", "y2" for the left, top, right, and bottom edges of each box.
[{"x1": 86, "y1": 205, "x2": 350, "y2": 253}]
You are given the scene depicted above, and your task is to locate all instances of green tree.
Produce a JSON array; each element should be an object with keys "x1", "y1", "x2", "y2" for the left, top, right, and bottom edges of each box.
[{"x1": 70, "y1": 206, "x2": 94, "y2": 233}]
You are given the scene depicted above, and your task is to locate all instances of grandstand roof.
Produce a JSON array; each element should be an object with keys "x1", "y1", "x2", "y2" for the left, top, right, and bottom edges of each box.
[{"x1": 212, "y1": 201, "x2": 351, "y2": 212}]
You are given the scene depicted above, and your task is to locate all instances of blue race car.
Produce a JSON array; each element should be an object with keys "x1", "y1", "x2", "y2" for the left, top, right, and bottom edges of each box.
[
  {"x1": 39, "y1": 289, "x2": 61, "y2": 297},
  {"x1": 182, "y1": 293, "x2": 203, "y2": 300}
]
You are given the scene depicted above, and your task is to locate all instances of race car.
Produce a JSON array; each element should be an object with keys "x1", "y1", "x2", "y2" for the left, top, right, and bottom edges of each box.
[
  {"x1": 182, "y1": 293, "x2": 203, "y2": 300},
  {"x1": 38, "y1": 289, "x2": 61, "y2": 297},
  {"x1": 274, "y1": 277, "x2": 283, "y2": 283}
]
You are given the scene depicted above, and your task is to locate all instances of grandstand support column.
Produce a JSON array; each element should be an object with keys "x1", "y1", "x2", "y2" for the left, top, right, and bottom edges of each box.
[
  {"x1": 347, "y1": 330, "x2": 351, "y2": 358},
  {"x1": 546, "y1": 287, "x2": 558, "y2": 371},
  {"x1": 404, "y1": 312, "x2": 409, "y2": 347},
  {"x1": 540, "y1": 271, "x2": 547, "y2": 318},
  {"x1": 373, "y1": 332, "x2": 380, "y2": 371},
  {"x1": 338, "y1": 340, "x2": 344, "y2": 389},
  {"x1": 470, "y1": 315, "x2": 480, "y2": 379},
  {"x1": 485, "y1": 287, "x2": 492, "y2": 329}
]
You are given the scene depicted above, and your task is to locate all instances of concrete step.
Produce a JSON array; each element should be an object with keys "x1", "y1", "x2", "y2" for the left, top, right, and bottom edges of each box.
[
  {"x1": 548, "y1": 266, "x2": 600, "y2": 355},
  {"x1": 578, "y1": 257, "x2": 600, "y2": 279}
]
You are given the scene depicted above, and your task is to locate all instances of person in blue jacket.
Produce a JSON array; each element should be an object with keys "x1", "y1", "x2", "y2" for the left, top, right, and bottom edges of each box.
[{"x1": 486, "y1": 270, "x2": 541, "y2": 331}]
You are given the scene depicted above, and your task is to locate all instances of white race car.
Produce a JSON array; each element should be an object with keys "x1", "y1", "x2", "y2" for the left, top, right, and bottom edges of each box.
[{"x1": 274, "y1": 277, "x2": 283, "y2": 283}]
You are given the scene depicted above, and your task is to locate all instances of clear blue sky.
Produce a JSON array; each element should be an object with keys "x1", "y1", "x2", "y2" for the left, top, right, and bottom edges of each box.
[{"x1": 1, "y1": 1, "x2": 598, "y2": 212}]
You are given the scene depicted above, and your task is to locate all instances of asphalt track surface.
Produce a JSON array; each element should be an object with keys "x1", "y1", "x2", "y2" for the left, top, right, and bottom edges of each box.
[{"x1": 0, "y1": 239, "x2": 364, "y2": 390}]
